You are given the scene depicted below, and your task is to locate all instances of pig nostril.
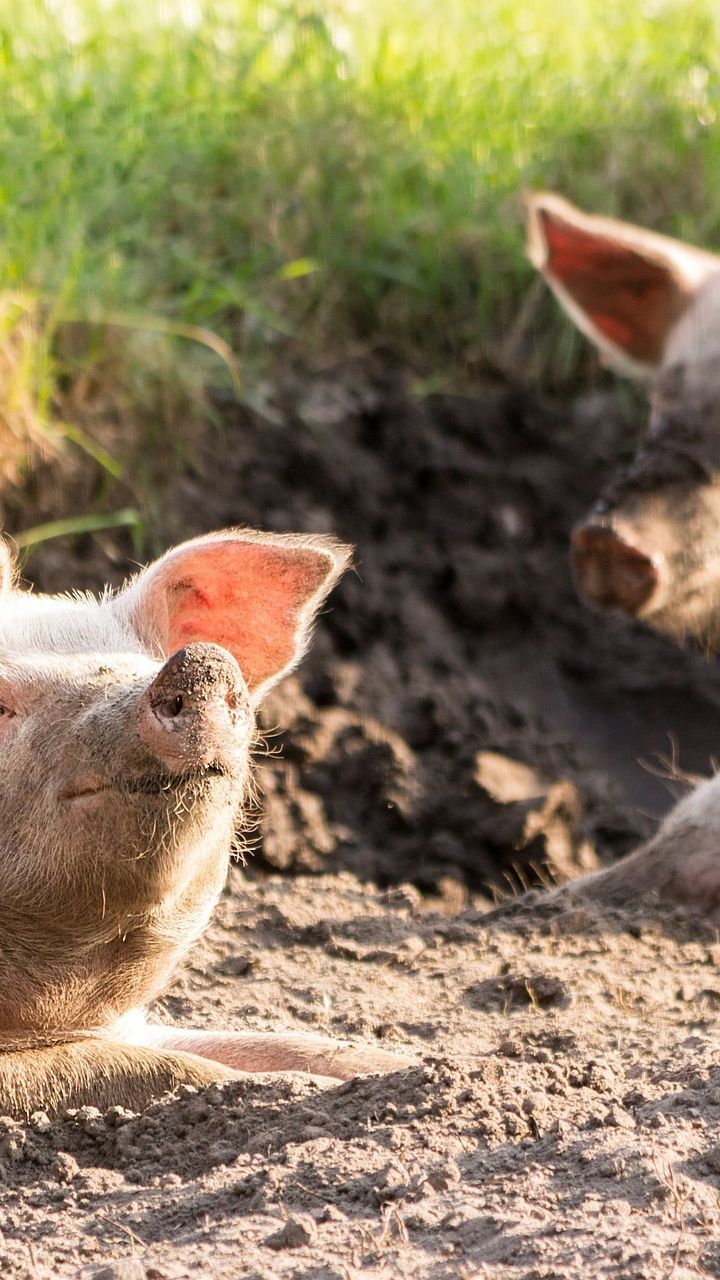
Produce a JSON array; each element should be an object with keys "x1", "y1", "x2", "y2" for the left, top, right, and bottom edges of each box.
[{"x1": 571, "y1": 525, "x2": 660, "y2": 614}]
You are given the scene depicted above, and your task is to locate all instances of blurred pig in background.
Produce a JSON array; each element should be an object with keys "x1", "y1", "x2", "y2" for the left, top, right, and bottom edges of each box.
[{"x1": 528, "y1": 193, "x2": 720, "y2": 650}]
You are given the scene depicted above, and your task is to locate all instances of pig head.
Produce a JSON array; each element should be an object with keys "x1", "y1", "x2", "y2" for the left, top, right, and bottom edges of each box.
[
  {"x1": 527, "y1": 193, "x2": 720, "y2": 648},
  {"x1": 0, "y1": 528, "x2": 350, "y2": 1041}
]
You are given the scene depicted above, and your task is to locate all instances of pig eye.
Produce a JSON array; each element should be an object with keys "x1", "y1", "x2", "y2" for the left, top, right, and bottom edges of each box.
[{"x1": 0, "y1": 705, "x2": 15, "y2": 718}]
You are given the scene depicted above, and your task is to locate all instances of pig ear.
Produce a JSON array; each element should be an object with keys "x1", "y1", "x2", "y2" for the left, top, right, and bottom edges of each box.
[
  {"x1": 116, "y1": 529, "x2": 352, "y2": 700},
  {"x1": 526, "y1": 193, "x2": 720, "y2": 375}
]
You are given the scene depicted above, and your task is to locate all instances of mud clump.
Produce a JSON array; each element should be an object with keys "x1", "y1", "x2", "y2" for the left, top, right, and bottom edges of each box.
[{"x1": 465, "y1": 969, "x2": 571, "y2": 1012}]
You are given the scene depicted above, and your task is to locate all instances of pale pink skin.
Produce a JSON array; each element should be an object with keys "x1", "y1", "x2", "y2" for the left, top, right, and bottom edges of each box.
[
  {"x1": 0, "y1": 529, "x2": 409, "y2": 1116},
  {"x1": 554, "y1": 772, "x2": 720, "y2": 921}
]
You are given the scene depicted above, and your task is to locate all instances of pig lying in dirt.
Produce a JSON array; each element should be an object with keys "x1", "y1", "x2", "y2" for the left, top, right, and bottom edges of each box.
[
  {"x1": 3, "y1": 524, "x2": 717, "y2": 1124},
  {"x1": 527, "y1": 193, "x2": 720, "y2": 649},
  {"x1": 0, "y1": 528, "x2": 408, "y2": 1119},
  {"x1": 548, "y1": 775, "x2": 720, "y2": 920}
]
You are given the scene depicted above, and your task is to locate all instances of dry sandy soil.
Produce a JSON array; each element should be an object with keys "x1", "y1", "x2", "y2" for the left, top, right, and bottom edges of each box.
[{"x1": 3, "y1": 359, "x2": 720, "y2": 1278}]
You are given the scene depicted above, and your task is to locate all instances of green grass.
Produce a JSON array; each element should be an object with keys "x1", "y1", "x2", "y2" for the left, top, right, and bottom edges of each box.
[{"x1": 2, "y1": 0, "x2": 720, "y2": 436}]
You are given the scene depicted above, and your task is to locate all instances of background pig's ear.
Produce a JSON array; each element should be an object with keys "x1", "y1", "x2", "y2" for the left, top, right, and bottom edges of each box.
[
  {"x1": 117, "y1": 529, "x2": 352, "y2": 700},
  {"x1": 526, "y1": 193, "x2": 720, "y2": 375},
  {"x1": 0, "y1": 539, "x2": 15, "y2": 596}
]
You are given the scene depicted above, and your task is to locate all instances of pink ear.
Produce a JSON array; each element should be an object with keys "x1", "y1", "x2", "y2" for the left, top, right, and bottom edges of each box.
[
  {"x1": 526, "y1": 193, "x2": 718, "y2": 373},
  {"x1": 118, "y1": 529, "x2": 351, "y2": 698}
]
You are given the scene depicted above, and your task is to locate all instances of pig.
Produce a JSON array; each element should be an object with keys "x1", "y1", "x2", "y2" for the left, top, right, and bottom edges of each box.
[
  {"x1": 548, "y1": 765, "x2": 720, "y2": 923},
  {"x1": 0, "y1": 528, "x2": 408, "y2": 1119},
  {"x1": 526, "y1": 193, "x2": 720, "y2": 649}
]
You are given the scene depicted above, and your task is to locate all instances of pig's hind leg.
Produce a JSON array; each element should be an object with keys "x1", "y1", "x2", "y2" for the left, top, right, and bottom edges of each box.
[
  {"x1": 555, "y1": 773, "x2": 720, "y2": 919},
  {"x1": 136, "y1": 1024, "x2": 413, "y2": 1080},
  {"x1": 0, "y1": 1036, "x2": 240, "y2": 1120}
]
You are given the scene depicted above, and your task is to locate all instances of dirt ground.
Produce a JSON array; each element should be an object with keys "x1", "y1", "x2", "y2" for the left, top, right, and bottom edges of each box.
[{"x1": 3, "y1": 358, "x2": 720, "y2": 1277}]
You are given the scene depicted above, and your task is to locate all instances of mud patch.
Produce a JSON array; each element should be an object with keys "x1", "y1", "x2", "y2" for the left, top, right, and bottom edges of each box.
[
  {"x1": 17, "y1": 357, "x2": 720, "y2": 893},
  {"x1": 4, "y1": 873, "x2": 720, "y2": 1278},
  {"x1": 6, "y1": 358, "x2": 720, "y2": 1277}
]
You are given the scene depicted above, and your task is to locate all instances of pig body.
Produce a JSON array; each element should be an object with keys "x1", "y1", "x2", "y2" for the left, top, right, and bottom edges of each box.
[
  {"x1": 550, "y1": 766, "x2": 720, "y2": 921},
  {"x1": 0, "y1": 530, "x2": 406, "y2": 1118},
  {"x1": 527, "y1": 194, "x2": 720, "y2": 648}
]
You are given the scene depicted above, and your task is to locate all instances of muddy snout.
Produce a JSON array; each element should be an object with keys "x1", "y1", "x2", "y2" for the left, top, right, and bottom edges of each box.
[
  {"x1": 137, "y1": 642, "x2": 252, "y2": 774},
  {"x1": 570, "y1": 521, "x2": 661, "y2": 614}
]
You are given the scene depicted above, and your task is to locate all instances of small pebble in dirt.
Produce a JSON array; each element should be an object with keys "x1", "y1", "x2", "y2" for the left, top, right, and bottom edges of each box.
[
  {"x1": 603, "y1": 1104, "x2": 635, "y2": 1130},
  {"x1": 104, "y1": 1106, "x2": 138, "y2": 1127},
  {"x1": 29, "y1": 1110, "x2": 51, "y2": 1133},
  {"x1": 216, "y1": 953, "x2": 253, "y2": 976},
  {"x1": 52, "y1": 1151, "x2": 80, "y2": 1182},
  {"x1": 704, "y1": 1144, "x2": 720, "y2": 1173},
  {"x1": 373, "y1": 1160, "x2": 409, "y2": 1202},
  {"x1": 90, "y1": 1260, "x2": 148, "y2": 1280},
  {"x1": 424, "y1": 1158, "x2": 461, "y2": 1192},
  {"x1": 0, "y1": 1127, "x2": 25, "y2": 1163},
  {"x1": 522, "y1": 1094, "x2": 545, "y2": 1115},
  {"x1": 263, "y1": 1217, "x2": 317, "y2": 1250},
  {"x1": 585, "y1": 1061, "x2": 617, "y2": 1093}
]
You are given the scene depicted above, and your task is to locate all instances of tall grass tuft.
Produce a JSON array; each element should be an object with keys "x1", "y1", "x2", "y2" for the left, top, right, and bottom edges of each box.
[{"x1": 1, "y1": 0, "x2": 719, "y2": 511}]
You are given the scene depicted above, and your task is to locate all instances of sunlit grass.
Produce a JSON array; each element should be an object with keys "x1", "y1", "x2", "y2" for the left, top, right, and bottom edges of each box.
[{"x1": 0, "y1": 0, "x2": 719, "y2": 515}]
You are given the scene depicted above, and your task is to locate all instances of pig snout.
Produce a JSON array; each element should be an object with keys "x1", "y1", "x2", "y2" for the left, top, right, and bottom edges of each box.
[
  {"x1": 570, "y1": 521, "x2": 661, "y2": 614},
  {"x1": 137, "y1": 642, "x2": 252, "y2": 774}
]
